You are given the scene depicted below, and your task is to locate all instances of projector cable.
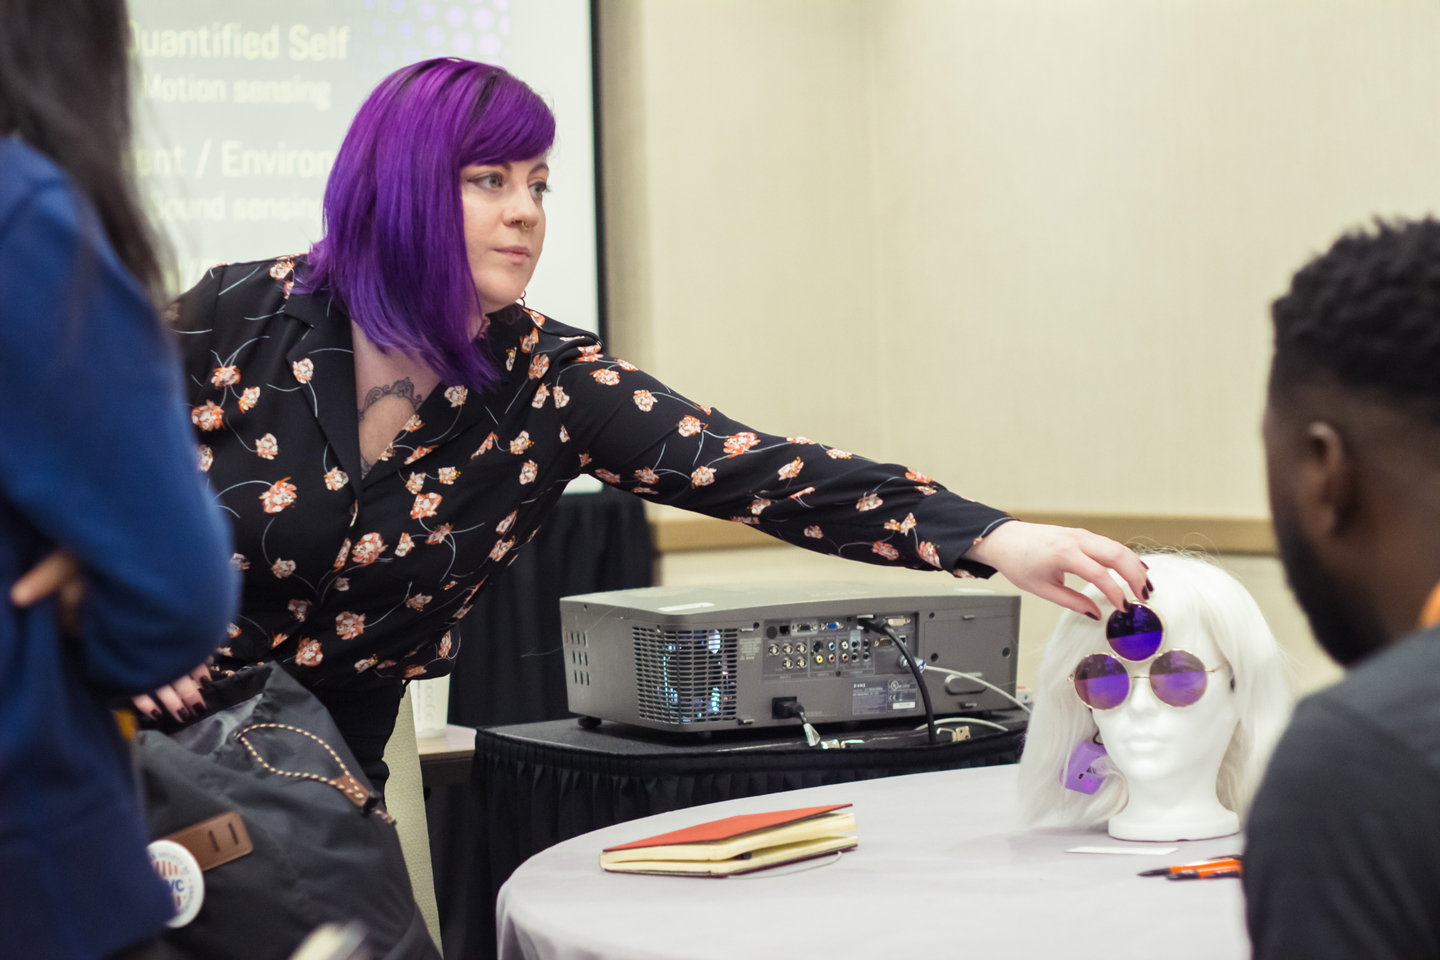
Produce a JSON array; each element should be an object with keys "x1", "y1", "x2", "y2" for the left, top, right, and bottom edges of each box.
[
  {"x1": 925, "y1": 665, "x2": 1031, "y2": 714},
  {"x1": 773, "y1": 698, "x2": 821, "y2": 747},
  {"x1": 857, "y1": 617, "x2": 936, "y2": 745}
]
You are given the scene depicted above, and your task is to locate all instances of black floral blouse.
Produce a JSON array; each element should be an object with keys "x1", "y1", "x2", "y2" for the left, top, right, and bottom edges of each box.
[{"x1": 174, "y1": 256, "x2": 1013, "y2": 689}]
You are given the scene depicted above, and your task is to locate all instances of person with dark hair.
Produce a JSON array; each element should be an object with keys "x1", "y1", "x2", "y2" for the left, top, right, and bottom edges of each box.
[
  {"x1": 1245, "y1": 218, "x2": 1440, "y2": 958},
  {"x1": 154, "y1": 57, "x2": 1153, "y2": 788},
  {"x1": 0, "y1": 0, "x2": 239, "y2": 956}
]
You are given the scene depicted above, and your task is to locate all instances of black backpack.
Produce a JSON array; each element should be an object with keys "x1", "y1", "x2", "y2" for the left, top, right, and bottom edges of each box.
[{"x1": 136, "y1": 664, "x2": 439, "y2": 960}]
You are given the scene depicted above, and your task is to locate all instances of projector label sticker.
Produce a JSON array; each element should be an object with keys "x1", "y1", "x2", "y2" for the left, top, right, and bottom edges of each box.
[{"x1": 852, "y1": 677, "x2": 919, "y2": 716}]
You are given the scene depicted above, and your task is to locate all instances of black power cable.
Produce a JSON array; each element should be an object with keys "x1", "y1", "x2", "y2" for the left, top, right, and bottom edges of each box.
[
  {"x1": 858, "y1": 617, "x2": 936, "y2": 745},
  {"x1": 772, "y1": 698, "x2": 821, "y2": 746}
]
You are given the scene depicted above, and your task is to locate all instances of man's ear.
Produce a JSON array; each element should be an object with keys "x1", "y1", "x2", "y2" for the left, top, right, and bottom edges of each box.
[{"x1": 1296, "y1": 421, "x2": 1358, "y2": 540}]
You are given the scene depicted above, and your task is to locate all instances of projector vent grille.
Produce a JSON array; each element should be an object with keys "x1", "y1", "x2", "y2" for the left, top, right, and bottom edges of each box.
[
  {"x1": 632, "y1": 625, "x2": 739, "y2": 724},
  {"x1": 564, "y1": 630, "x2": 590, "y2": 686}
]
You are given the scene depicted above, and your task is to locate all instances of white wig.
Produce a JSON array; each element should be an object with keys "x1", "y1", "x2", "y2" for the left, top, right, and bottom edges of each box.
[{"x1": 1017, "y1": 552, "x2": 1293, "y2": 829}]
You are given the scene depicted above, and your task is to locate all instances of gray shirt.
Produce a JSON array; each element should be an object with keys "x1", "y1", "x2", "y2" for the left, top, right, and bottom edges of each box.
[{"x1": 1245, "y1": 625, "x2": 1440, "y2": 959}]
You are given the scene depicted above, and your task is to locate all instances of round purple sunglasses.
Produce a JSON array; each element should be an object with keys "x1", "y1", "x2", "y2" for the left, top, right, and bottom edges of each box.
[{"x1": 1070, "y1": 603, "x2": 1229, "y2": 710}]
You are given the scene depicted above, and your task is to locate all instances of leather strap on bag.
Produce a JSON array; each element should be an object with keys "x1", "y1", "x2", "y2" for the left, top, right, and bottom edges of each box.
[
  {"x1": 234, "y1": 722, "x2": 394, "y2": 823},
  {"x1": 162, "y1": 811, "x2": 254, "y2": 871},
  {"x1": 1421, "y1": 580, "x2": 1440, "y2": 630}
]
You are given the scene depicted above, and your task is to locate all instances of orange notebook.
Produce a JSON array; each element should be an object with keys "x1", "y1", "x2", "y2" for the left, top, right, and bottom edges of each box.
[{"x1": 600, "y1": 804, "x2": 857, "y2": 876}]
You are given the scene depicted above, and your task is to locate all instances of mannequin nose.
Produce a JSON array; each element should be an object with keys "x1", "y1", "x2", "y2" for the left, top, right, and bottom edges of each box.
[{"x1": 1125, "y1": 672, "x2": 1163, "y2": 716}]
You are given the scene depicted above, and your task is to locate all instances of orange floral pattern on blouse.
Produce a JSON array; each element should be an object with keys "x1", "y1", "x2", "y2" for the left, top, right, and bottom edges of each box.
[
  {"x1": 192, "y1": 400, "x2": 224, "y2": 431},
  {"x1": 259, "y1": 478, "x2": 296, "y2": 513}
]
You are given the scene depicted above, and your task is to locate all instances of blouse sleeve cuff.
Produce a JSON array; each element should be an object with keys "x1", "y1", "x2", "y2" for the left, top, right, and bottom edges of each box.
[{"x1": 949, "y1": 515, "x2": 1017, "y2": 580}]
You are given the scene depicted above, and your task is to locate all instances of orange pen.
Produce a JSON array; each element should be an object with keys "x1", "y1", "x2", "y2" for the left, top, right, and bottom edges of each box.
[{"x1": 1138, "y1": 855, "x2": 1242, "y2": 878}]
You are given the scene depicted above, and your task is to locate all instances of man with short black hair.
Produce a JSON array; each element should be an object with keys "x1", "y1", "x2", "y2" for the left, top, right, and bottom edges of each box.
[{"x1": 1247, "y1": 218, "x2": 1440, "y2": 959}]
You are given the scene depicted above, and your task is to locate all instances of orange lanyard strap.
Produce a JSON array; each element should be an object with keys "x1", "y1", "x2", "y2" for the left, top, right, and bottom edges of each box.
[
  {"x1": 234, "y1": 722, "x2": 394, "y2": 824},
  {"x1": 1422, "y1": 581, "x2": 1440, "y2": 631}
]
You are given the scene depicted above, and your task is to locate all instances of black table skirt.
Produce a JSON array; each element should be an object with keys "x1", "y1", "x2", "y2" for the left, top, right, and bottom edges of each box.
[
  {"x1": 423, "y1": 487, "x2": 652, "y2": 957},
  {"x1": 450, "y1": 717, "x2": 1026, "y2": 960},
  {"x1": 444, "y1": 486, "x2": 654, "y2": 728}
]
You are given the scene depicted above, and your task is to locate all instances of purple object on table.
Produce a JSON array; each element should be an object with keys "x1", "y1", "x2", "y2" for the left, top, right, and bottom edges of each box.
[{"x1": 1063, "y1": 740, "x2": 1108, "y2": 794}]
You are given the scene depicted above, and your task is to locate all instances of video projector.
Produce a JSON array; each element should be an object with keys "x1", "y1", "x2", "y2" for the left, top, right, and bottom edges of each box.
[{"x1": 562, "y1": 582, "x2": 1020, "y2": 733}]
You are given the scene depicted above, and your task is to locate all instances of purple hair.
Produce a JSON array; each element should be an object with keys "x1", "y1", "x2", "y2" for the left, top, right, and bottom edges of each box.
[{"x1": 303, "y1": 59, "x2": 555, "y2": 392}]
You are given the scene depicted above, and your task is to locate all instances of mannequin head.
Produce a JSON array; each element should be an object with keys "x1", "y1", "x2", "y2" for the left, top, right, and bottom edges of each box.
[{"x1": 1018, "y1": 553, "x2": 1292, "y2": 839}]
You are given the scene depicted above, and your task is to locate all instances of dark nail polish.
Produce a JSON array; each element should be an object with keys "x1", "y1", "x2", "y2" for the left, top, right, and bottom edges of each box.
[
  {"x1": 1146, "y1": 579, "x2": 1154, "y2": 594},
  {"x1": 147, "y1": 709, "x2": 163, "y2": 721},
  {"x1": 1086, "y1": 612, "x2": 1100, "y2": 621},
  {"x1": 1141, "y1": 560, "x2": 1150, "y2": 570},
  {"x1": 177, "y1": 707, "x2": 193, "y2": 721}
]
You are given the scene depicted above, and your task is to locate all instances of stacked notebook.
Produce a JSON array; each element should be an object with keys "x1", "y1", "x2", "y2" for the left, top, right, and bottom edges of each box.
[{"x1": 600, "y1": 803, "x2": 858, "y2": 877}]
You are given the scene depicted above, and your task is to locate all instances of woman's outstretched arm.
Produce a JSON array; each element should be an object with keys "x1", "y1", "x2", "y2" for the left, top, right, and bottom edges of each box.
[{"x1": 552, "y1": 349, "x2": 1148, "y2": 618}]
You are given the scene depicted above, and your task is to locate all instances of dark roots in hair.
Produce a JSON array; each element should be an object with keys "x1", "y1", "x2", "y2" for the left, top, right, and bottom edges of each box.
[{"x1": 1271, "y1": 217, "x2": 1440, "y2": 425}]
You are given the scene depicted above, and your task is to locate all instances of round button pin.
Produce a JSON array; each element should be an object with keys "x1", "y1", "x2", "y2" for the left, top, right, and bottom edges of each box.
[{"x1": 147, "y1": 839, "x2": 205, "y2": 928}]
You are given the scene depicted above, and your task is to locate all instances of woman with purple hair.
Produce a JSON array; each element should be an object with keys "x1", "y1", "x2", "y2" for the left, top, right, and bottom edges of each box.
[{"x1": 153, "y1": 58, "x2": 1150, "y2": 787}]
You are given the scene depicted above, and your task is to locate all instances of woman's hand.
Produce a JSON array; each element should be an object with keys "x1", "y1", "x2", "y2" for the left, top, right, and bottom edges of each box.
[
  {"x1": 132, "y1": 660, "x2": 212, "y2": 722},
  {"x1": 963, "y1": 521, "x2": 1152, "y2": 621},
  {"x1": 11, "y1": 548, "x2": 212, "y2": 720},
  {"x1": 10, "y1": 548, "x2": 85, "y2": 637}
]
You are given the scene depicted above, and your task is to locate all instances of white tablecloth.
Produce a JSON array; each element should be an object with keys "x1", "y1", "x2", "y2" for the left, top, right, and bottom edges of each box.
[{"x1": 497, "y1": 765, "x2": 1248, "y2": 960}]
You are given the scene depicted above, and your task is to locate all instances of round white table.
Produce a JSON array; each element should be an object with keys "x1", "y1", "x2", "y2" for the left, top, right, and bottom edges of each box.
[{"x1": 496, "y1": 764, "x2": 1248, "y2": 959}]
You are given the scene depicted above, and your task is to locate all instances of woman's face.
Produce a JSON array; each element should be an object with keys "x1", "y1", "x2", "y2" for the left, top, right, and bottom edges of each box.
[
  {"x1": 461, "y1": 155, "x2": 549, "y2": 319},
  {"x1": 1089, "y1": 624, "x2": 1239, "y2": 787}
]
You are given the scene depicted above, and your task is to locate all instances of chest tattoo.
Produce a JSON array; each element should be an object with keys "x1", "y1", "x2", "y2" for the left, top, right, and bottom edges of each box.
[
  {"x1": 358, "y1": 377, "x2": 426, "y2": 478},
  {"x1": 358, "y1": 377, "x2": 425, "y2": 421}
]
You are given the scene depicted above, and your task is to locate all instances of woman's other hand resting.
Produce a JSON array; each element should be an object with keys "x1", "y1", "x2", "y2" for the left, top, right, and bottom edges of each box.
[
  {"x1": 9, "y1": 548, "x2": 84, "y2": 637},
  {"x1": 963, "y1": 521, "x2": 1152, "y2": 620},
  {"x1": 9, "y1": 547, "x2": 211, "y2": 721}
]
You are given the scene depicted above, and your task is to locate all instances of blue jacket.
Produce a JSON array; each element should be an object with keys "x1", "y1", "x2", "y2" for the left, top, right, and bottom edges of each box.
[{"x1": 0, "y1": 138, "x2": 239, "y2": 959}]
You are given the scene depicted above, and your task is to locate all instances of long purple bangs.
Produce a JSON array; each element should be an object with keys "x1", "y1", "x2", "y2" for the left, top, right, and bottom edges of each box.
[{"x1": 303, "y1": 58, "x2": 555, "y2": 392}]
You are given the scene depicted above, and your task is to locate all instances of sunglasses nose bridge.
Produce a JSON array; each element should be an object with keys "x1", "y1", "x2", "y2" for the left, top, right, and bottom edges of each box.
[{"x1": 1122, "y1": 671, "x2": 1164, "y2": 714}]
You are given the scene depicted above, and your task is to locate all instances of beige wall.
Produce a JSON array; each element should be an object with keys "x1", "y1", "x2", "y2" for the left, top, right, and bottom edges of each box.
[
  {"x1": 597, "y1": 0, "x2": 1440, "y2": 690},
  {"x1": 600, "y1": 0, "x2": 1440, "y2": 514},
  {"x1": 600, "y1": 0, "x2": 886, "y2": 455}
]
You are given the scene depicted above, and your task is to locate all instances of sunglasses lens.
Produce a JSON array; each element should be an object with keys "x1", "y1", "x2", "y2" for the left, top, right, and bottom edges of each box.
[
  {"x1": 1074, "y1": 654, "x2": 1130, "y2": 710},
  {"x1": 1106, "y1": 603, "x2": 1164, "y2": 661},
  {"x1": 1149, "y1": 650, "x2": 1210, "y2": 707}
]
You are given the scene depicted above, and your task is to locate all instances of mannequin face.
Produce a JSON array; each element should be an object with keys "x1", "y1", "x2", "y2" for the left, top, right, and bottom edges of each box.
[{"x1": 1089, "y1": 626, "x2": 1239, "y2": 788}]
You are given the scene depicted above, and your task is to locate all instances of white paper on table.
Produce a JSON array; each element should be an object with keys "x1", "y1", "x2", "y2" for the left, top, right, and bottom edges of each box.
[{"x1": 1065, "y1": 845, "x2": 1180, "y2": 856}]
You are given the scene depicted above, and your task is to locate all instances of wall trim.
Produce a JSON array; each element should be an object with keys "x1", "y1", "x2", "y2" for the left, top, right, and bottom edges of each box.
[{"x1": 650, "y1": 510, "x2": 1276, "y2": 556}]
